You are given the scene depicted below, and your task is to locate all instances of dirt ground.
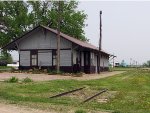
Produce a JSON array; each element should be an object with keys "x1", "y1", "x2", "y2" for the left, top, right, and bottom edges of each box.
[
  {"x1": 0, "y1": 71, "x2": 125, "y2": 81},
  {"x1": 0, "y1": 102, "x2": 110, "y2": 113},
  {"x1": 0, "y1": 103, "x2": 56, "y2": 113}
]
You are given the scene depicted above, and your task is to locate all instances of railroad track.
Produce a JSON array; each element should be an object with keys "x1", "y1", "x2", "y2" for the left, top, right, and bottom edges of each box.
[
  {"x1": 49, "y1": 87, "x2": 108, "y2": 104},
  {"x1": 49, "y1": 87, "x2": 85, "y2": 98},
  {"x1": 82, "y1": 88, "x2": 108, "y2": 103}
]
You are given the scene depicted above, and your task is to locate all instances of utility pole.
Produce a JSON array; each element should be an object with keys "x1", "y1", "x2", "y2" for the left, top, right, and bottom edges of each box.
[
  {"x1": 98, "y1": 11, "x2": 102, "y2": 74},
  {"x1": 56, "y1": 1, "x2": 61, "y2": 73}
]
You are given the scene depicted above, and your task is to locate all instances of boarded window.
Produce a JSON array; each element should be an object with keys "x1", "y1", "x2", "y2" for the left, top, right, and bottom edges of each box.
[
  {"x1": 38, "y1": 50, "x2": 52, "y2": 66},
  {"x1": 20, "y1": 51, "x2": 30, "y2": 66},
  {"x1": 60, "y1": 50, "x2": 71, "y2": 66}
]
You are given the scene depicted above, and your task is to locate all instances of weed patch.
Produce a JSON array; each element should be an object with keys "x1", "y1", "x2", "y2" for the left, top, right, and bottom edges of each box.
[
  {"x1": 22, "y1": 77, "x2": 33, "y2": 83},
  {"x1": 5, "y1": 76, "x2": 19, "y2": 83},
  {"x1": 75, "y1": 109, "x2": 87, "y2": 113}
]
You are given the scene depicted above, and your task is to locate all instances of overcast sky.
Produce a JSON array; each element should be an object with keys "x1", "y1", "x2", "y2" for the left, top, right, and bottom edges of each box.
[
  {"x1": 78, "y1": 1, "x2": 150, "y2": 65},
  {"x1": 11, "y1": 1, "x2": 150, "y2": 65}
]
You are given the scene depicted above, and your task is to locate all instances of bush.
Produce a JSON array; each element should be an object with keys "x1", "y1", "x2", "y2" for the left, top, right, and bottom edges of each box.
[
  {"x1": 0, "y1": 51, "x2": 13, "y2": 64},
  {"x1": 75, "y1": 109, "x2": 86, "y2": 113},
  {"x1": 6, "y1": 76, "x2": 19, "y2": 83},
  {"x1": 32, "y1": 68, "x2": 41, "y2": 74},
  {"x1": 72, "y1": 72, "x2": 83, "y2": 77},
  {"x1": 23, "y1": 77, "x2": 33, "y2": 83},
  {"x1": 0, "y1": 60, "x2": 7, "y2": 66},
  {"x1": 48, "y1": 69, "x2": 64, "y2": 75}
]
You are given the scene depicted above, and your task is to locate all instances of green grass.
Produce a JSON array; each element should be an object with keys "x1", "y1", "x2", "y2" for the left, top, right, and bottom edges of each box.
[
  {"x1": 110, "y1": 67, "x2": 136, "y2": 71},
  {"x1": 22, "y1": 77, "x2": 33, "y2": 83},
  {"x1": 0, "y1": 66, "x2": 12, "y2": 72},
  {"x1": 0, "y1": 66, "x2": 8, "y2": 69},
  {"x1": 0, "y1": 69, "x2": 150, "y2": 113},
  {"x1": 0, "y1": 66, "x2": 12, "y2": 69},
  {"x1": 5, "y1": 76, "x2": 19, "y2": 83},
  {"x1": 75, "y1": 109, "x2": 87, "y2": 113}
]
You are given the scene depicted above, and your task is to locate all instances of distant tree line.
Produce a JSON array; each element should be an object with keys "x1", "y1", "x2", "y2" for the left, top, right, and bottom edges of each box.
[{"x1": 143, "y1": 60, "x2": 150, "y2": 67}]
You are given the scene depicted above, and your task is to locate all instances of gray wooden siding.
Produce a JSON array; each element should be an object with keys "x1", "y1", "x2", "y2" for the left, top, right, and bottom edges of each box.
[
  {"x1": 100, "y1": 55, "x2": 109, "y2": 67},
  {"x1": 38, "y1": 50, "x2": 52, "y2": 66},
  {"x1": 93, "y1": 53, "x2": 109, "y2": 68},
  {"x1": 19, "y1": 28, "x2": 72, "y2": 50},
  {"x1": 20, "y1": 51, "x2": 30, "y2": 66},
  {"x1": 60, "y1": 50, "x2": 71, "y2": 66}
]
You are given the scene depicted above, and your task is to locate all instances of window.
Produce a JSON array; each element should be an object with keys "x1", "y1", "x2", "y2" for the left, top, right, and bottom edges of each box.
[
  {"x1": 52, "y1": 50, "x2": 57, "y2": 66},
  {"x1": 91, "y1": 53, "x2": 95, "y2": 66},
  {"x1": 31, "y1": 51, "x2": 37, "y2": 66}
]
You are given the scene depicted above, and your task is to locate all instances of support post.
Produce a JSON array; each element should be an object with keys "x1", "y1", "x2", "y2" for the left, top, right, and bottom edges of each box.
[
  {"x1": 56, "y1": 1, "x2": 61, "y2": 73},
  {"x1": 98, "y1": 11, "x2": 102, "y2": 74}
]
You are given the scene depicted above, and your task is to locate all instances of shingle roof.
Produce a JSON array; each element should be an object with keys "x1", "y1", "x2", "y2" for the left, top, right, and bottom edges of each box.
[{"x1": 2, "y1": 25, "x2": 109, "y2": 55}]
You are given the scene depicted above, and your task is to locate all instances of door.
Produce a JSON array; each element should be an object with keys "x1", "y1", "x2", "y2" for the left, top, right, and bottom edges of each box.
[
  {"x1": 84, "y1": 52, "x2": 90, "y2": 73},
  {"x1": 84, "y1": 52, "x2": 90, "y2": 66},
  {"x1": 30, "y1": 50, "x2": 38, "y2": 66}
]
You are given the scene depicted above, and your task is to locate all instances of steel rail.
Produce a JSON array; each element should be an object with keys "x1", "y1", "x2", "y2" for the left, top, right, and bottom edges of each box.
[
  {"x1": 82, "y1": 88, "x2": 108, "y2": 103},
  {"x1": 49, "y1": 87, "x2": 85, "y2": 98}
]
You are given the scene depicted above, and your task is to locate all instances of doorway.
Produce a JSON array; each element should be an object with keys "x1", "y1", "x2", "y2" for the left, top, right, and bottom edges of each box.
[
  {"x1": 30, "y1": 50, "x2": 38, "y2": 66},
  {"x1": 84, "y1": 52, "x2": 90, "y2": 73}
]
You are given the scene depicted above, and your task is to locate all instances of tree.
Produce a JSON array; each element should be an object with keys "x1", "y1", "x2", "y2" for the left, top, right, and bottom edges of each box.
[
  {"x1": 0, "y1": 1, "x2": 31, "y2": 47},
  {"x1": 0, "y1": 51, "x2": 13, "y2": 64},
  {"x1": 0, "y1": 1, "x2": 87, "y2": 48},
  {"x1": 28, "y1": 1, "x2": 87, "y2": 41},
  {"x1": 49, "y1": 1, "x2": 87, "y2": 41},
  {"x1": 27, "y1": 1, "x2": 52, "y2": 28}
]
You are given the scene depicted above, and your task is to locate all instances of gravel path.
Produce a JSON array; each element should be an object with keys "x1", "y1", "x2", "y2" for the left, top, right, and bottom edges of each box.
[
  {"x1": 0, "y1": 71, "x2": 125, "y2": 81},
  {"x1": 0, "y1": 102, "x2": 109, "y2": 113},
  {"x1": 0, "y1": 103, "x2": 55, "y2": 113}
]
